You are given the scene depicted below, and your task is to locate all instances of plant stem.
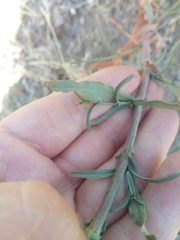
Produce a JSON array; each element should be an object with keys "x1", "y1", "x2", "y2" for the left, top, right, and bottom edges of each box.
[{"x1": 85, "y1": 41, "x2": 151, "y2": 237}]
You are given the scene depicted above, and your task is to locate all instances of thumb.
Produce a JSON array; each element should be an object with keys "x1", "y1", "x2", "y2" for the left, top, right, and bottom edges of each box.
[{"x1": 0, "y1": 180, "x2": 86, "y2": 240}]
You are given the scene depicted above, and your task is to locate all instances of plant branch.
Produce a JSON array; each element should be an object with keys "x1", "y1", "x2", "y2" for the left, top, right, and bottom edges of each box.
[{"x1": 85, "y1": 41, "x2": 151, "y2": 238}]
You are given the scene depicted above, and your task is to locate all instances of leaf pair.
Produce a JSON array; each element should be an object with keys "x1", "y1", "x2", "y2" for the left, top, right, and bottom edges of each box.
[
  {"x1": 70, "y1": 160, "x2": 180, "y2": 184},
  {"x1": 45, "y1": 73, "x2": 180, "y2": 130}
]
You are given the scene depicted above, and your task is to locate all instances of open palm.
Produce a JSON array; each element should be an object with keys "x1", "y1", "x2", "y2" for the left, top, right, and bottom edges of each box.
[{"x1": 0, "y1": 66, "x2": 180, "y2": 240}]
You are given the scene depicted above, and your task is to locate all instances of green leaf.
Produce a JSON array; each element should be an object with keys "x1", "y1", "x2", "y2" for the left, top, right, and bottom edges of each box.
[
  {"x1": 153, "y1": 48, "x2": 167, "y2": 66},
  {"x1": 133, "y1": 98, "x2": 180, "y2": 110},
  {"x1": 126, "y1": 48, "x2": 138, "y2": 66},
  {"x1": 45, "y1": 80, "x2": 116, "y2": 103},
  {"x1": 129, "y1": 196, "x2": 146, "y2": 227},
  {"x1": 128, "y1": 156, "x2": 136, "y2": 170},
  {"x1": 151, "y1": 75, "x2": 180, "y2": 101},
  {"x1": 101, "y1": 221, "x2": 108, "y2": 233},
  {"x1": 141, "y1": 225, "x2": 157, "y2": 240},
  {"x1": 114, "y1": 74, "x2": 135, "y2": 104},
  {"x1": 96, "y1": 16, "x2": 117, "y2": 55},
  {"x1": 86, "y1": 103, "x2": 99, "y2": 130},
  {"x1": 45, "y1": 77, "x2": 137, "y2": 104},
  {"x1": 142, "y1": 2, "x2": 155, "y2": 23},
  {"x1": 71, "y1": 55, "x2": 115, "y2": 64},
  {"x1": 126, "y1": 171, "x2": 137, "y2": 196},
  {"x1": 128, "y1": 164, "x2": 180, "y2": 183},
  {"x1": 110, "y1": 191, "x2": 131, "y2": 212},
  {"x1": 155, "y1": 0, "x2": 180, "y2": 23},
  {"x1": 90, "y1": 103, "x2": 130, "y2": 126},
  {"x1": 70, "y1": 169, "x2": 115, "y2": 179},
  {"x1": 154, "y1": 40, "x2": 180, "y2": 76}
]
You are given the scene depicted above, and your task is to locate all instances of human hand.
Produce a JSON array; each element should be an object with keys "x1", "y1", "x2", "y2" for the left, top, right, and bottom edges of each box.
[{"x1": 0, "y1": 66, "x2": 180, "y2": 239}]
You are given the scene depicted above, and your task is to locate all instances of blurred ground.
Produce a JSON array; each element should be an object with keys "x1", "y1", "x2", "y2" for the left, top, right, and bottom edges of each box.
[{"x1": 0, "y1": 0, "x2": 180, "y2": 238}]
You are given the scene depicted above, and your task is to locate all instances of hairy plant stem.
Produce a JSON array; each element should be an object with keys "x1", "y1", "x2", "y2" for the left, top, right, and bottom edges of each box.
[{"x1": 86, "y1": 41, "x2": 151, "y2": 237}]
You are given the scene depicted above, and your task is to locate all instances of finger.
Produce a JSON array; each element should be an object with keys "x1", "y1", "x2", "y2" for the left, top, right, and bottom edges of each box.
[
  {"x1": 0, "y1": 66, "x2": 140, "y2": 159},
  {"x1": 75, "y1": 108, "x2": 178, "y2": 226},
  {"x1": 103, "y1": 152, "x2": 180, "y2": 240},
  {"x1": 0, "y1": 181, "x2": 86, "y2": 240}
]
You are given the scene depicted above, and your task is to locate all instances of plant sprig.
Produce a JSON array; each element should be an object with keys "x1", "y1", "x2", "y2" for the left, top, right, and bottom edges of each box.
[
  {"x1": 44, "y1": 3, "x2": 180, "y2": 239},
  {"x1": 45, "y1": 40, "x2": 180, "y2": 240}
]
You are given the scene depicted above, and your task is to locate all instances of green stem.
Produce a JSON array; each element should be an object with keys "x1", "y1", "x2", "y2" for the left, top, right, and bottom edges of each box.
[{"x1": 85, "y1": 41, "x2": 151, "y2": 239}]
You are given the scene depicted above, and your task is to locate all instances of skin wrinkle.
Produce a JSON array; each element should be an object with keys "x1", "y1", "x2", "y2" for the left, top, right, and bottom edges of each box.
[
  {"x1": 0, "y1": 135, "x2": 60, "y2": 186},
  {"x1": 60, "y1": 93, "x2": 87, "y2": 130},
  {"x1": 76, "y1": 178, "x2": 114, "y2": 224},
  {"x1": 112, "y1": 223, "x2": 137, "y2": 240},
  {"x1": 55, "y1": 156, "x2": 82, "y2": 191},
  {"x1": 145, "y1": 202, "x2": 178, "y2": 240},
  {"x1": 0, "y1": 126, "x2": 43, "y2": 157},
  {"x1": 145, "y1": 155, "x2": 180, "y2": 222},
  {"x1": 94, "y1": 107, "x2": 133, "y2": 152},
  {"x1": 141, "y1": 109, "x2": 178, "y2": 144},
  {"x1": 93, "y1": 125, "x2": 117, "y2": 157},
  {"x1": 76, "y1": 199, "x2": 96, "y2": 225},
  {"x1": 57, "y1": 128, "x2": 113, "y2": 172},
  {"x1": 131, "y1": 109, "x2": 179, "y2": 192},
  {"x1": 133, "y1": 133, "x2": 162, "y2": 191}
]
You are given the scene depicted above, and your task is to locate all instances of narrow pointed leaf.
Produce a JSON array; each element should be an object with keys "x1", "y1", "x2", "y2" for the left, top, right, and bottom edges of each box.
[
  {"x1": 110, "y1": 191, "x2": 131, "y2": 212},
  {"x1": 142, "y1": 2, "x2": 155, "y2": 23},
  {"x1": 126, "y1": 171, "x2": 137, "y2": 196},
  {"x1": 71, "y1": 55, "x2": 115, "y2": 64},
  {"x1": 141, "y1": 225, "x2": 157, "y2": 240},
  {"x1": 133, "y1": 98, "x2": 180, "y2": 110},
  {"x1": 153, "y1": 48, "x2": 167, "y2": 66},
  {"x1": 128, "y1": 156, "x2": 137, "y2": 180},
  {"x1": 114, "y1": 74, "x2": 135, "y2": 103},
  {"x1": 90, "y1": 103, "x2": 130, "y2": 126},
  {"x1": 154, "y1": 40, "x2": 180, "y2": 76},
  {"x1": 155, "y1": 0, "x2": 180, "y2": 23},
  {"x1": 128, "y1": 164, "x2": 180, "y2": 183},
  {"x1": 70, "y1": 169, "x2": 115, "y2": 179},
  {"x1": 127, "y1": 48, "x2": 138, "y2": 66},
  {"x1": 151, "y1": 75, "x2": 180, "y2": 101},
  {"x1": 96, "y1": 16, "x2": 117, "y2": 55},
  {"x1": 86, "y1": 103, "x2": 98, "y2": 130}
]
